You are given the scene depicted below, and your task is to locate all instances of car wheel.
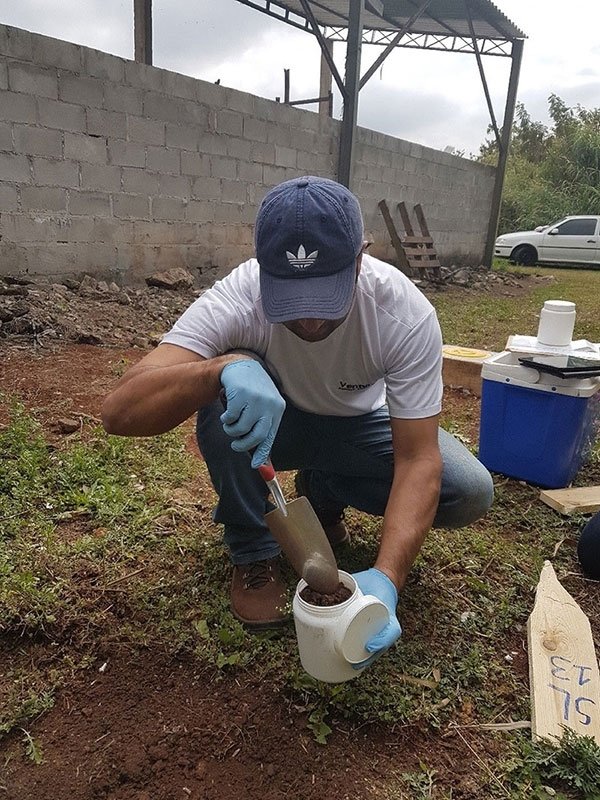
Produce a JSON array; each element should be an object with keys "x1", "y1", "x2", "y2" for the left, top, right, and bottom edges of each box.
[{"x1": 510, "y1": 245, "x2": 537, "y2": 266}]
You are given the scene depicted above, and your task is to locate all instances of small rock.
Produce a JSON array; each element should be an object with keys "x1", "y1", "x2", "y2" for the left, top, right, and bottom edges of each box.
[
  {"x1": 57, "y1": 417, "x2": 80, "y2": 434},
  {"x1": 76, "y1": 330, "x2": 103, "y2": 345},
  {"x1": 79, "y1": 275, "x2": 98, "y2": 294},
  {"x1": 0, "y1": 285, "x2": 29, "y2": 296},
  {"x1": 62, "y1": 278, "x2": 80, "y2": 291},
  {"x1": 131, "y1": 336, "x2": 149, "y2": 348},
  {"x1": 117, "y1": 291, "x2": 131, "y2": 305},
  {"x1": 3, "y1": 275, "x2": 33, "y2": 286},
  {"x1": 9, "y1": 301, "x2": 30, "y2": 318},
  {"x1": 0, "y1": 306, "x2": 14, "y2": 322},
  {"x1": 96, "y1": 280, "x2": 110, "y2": 294},
  {"x1": 145, "y1": 268, "x2": 194, "y2": 290},
  {"x1": 108, "y1": 281, "x2": 121, "y2": 294}
]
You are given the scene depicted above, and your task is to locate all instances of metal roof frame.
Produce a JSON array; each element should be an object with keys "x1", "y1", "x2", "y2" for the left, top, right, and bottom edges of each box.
[{"x1": 133, "y1": 0, "x2": 526, "y2": 265}]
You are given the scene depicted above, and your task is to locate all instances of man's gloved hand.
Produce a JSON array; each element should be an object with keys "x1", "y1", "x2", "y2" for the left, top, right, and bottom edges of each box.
[
  {"x1": 351, "y1": 567, "x2": 402, "y2": 670},
  {"x1": 220, "y1": 360, "x2": 286, "y2": 468}
]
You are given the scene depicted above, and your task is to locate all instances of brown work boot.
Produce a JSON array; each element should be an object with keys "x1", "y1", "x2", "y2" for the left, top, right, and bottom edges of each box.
[
  {"x1": 230, "y1": 557, "x2": 288, "y2": 629},
  {"x1": 294, "y1": 471, "x2": 350, "y2": 547}
]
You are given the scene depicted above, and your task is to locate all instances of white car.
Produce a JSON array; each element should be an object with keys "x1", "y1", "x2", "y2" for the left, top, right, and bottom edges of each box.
[{"x1": 494, "y1": 215, "x2": 600, "y2": 266}]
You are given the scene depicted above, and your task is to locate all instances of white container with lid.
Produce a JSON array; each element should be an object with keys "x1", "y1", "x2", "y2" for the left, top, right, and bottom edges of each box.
[
  {"x1": 292, "y1": 570, "x2": 389, "y2": 683},
  {"x1": 536, "y1": 300, "x2": 576, "y2": 346}
]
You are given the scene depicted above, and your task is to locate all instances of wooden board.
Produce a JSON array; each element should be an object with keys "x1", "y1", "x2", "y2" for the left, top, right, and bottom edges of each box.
[
  {"x1": 539, "y1": 486, "x2": 600, "y2": 515},
  {"x1": 527, "y1": 561, "x2": 600, "y2": 744},
  {"x1": 442, "y1": 345, "x2": 495, "y2": 397}
]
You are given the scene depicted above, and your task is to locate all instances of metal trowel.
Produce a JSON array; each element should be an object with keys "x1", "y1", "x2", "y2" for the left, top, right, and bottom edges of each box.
[{"x1": 257, "y1": 462, "x2": 340, "y2": 595}]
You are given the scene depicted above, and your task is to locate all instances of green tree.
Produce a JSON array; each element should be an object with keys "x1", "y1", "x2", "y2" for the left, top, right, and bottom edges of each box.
[{"x1": 479, "y1": 96, "x2": 600, "y2": 232}]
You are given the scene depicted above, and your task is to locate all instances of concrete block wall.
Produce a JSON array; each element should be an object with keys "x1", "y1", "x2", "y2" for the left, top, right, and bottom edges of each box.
[{"x1": 0, "y1": 23, "x2": 495, "y2": 284}]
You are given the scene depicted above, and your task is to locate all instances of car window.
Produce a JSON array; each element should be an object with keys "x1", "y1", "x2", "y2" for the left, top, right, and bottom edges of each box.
[{"x1": 553, "y1": 218, "x2": 598, "y2": 236}]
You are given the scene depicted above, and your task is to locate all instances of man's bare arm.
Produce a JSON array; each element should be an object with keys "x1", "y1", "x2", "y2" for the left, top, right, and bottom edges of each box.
[
  {"x1": 374, "y1": 415, "x2": 443, "y2": 591},
  {"x1": 102, "y1": 343, "x2": 249, "y2": 436}
]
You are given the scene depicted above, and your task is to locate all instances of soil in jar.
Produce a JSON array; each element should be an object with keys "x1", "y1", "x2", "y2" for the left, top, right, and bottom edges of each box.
[{"x1": 300, "y1": 582, "x2": 352, "y2": 606}]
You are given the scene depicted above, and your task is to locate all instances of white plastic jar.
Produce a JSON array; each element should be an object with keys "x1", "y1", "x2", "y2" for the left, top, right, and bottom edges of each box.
[
  {"x1": 292, "y1": 570, "x2": 389, "y2": 683},
  {"x1": 536, "y1": 300, "x2": 576, "y2": 346}
]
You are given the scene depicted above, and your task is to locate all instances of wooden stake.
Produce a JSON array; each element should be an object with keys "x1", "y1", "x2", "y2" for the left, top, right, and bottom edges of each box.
[{"x1": 527, "y1": 561, "x2": 600, "y2": 744}]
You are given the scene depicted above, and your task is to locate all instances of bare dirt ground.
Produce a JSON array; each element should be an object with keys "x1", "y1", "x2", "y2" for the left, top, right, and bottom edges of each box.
[{"x1": 0, "y1": 269, "x2": 564, "y2": 800}]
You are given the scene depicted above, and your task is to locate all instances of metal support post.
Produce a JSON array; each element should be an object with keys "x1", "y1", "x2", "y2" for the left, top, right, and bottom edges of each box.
[
  {"x1": 337, "y1": 0, "x2": 364, "y2": 189},
  {"x1": 319, "y1": 39, "x2": 334, "y2": 118},
  {"x1": 483, "y1": 38, "x2": 523, "y2": 266}
]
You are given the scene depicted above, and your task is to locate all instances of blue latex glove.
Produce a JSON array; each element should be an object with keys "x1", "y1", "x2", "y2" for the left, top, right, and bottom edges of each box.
[
  {"x1": 220, "y1": 360, "x2": 286, "y2": 468},
  {"x1": 351, "y1": 567, "x2": 402, "y2": 670}
]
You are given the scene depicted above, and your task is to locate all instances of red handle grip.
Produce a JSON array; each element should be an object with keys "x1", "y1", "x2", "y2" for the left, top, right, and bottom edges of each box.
[{"x1": 257, "y1": 462, "x2": 275, "y2": 482}]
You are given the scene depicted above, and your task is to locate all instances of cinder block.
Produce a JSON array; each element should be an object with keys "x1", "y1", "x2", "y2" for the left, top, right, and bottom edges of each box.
[
  {"x1": 8, "y1": 63, "x2": 57, "y2": 99},
  {"x1": 64, "y1": 132, "x2": 107, "y2": 164},
  {"x1": 237, "y1": 161, "x2": 262, "y2": 183},
  {"x1": 112, "y1": 192, "x2": 150, "y2": 219},
  {"x1": 221, "y1": 179, "x2": 246, "y2": 204},
  {"x1": 37, "y1": 98, "x2": 85, "y2": 132},
  {"x1": 243, "y1": 117, "x2": 267, "y2": 143},
  {"x1": 267, "y1": 125, "x2": 292, "y2": 147},
  {"x1": 263, "y1": 164, "x2": 291, "y2": 186},
  {"x1": 132, "y1": 220, "x2": 178, "y2": 244},
  {"x1": 125, "y1": 61, "x2": 166, "y2": 93},
  {"x1": 226, "y1": 138, "x2": 252, "y2": 161},
  {"x1": 87, "y1": 108, "x2": 127, "y2": 139},
  {"x1": 181, "y1": 151, "x2": 209, "y2": 176},
  {"x1": 0, "y1": 90, "x2": 37, "y2": 124},
  {"x1": 108, "y1": 140, "x2": 145, "y2": 168},
  {"x1": 104, "y1": 83, "x2": 143, "y2": 115},
  {"x1": 213, "y1": 203, "x2": 243, "y2": 223},
  {"x1": 13, "y1": 125, "x2": 62, "y2": 158},
  {"x1": 57, "y1": 216, "x2": 95, "y2": 242},
  {"x1": 0, "y1": 184, "x2": 18, "y2": 210},
  {"x1": 21, "y1": 185, "x2": 67, "y2": 211},
  {"x1": 59, "y1": 74, "x2": 103, "y2": 107},
  {"x1": 0, "y1": 153, "x2": 31, "y2": 183},
  {"x1": 122, "y1": 167, "x2": 159, "y2": 195},
  {"x1": 93, "y1": 217, "x2": 133, "y2": 243},
  {"x1": 143, "y1": 91, "x2": 185, "y2": 124},
  {"x1": 152, "y1": 196, "x2": 187, "y2": 220},
  {"x1": 197, "y1": 133, "x2": 227, "y2": 156},
  {"x1": 297, "y1": 151, "x2": 332, "y2": 172},
  {"x1": 165, "y1": 123, "x2": 198, "y2": 151},
  {"x1": 32, "y1": 35, "x2": 81, "y2": 72},
  {"x1": 128, "y1": 116, "x2": 165, "y2": 146},
  {"x1": 222, "y1": 87, "x2": 254, "y2": 116},
  {"x1": 250, "y1": 141, "x2": 276, "y2": 164},
  {"x1": 158, "y1": 174, "x2": 190, "y2": 198},
  {"x1": 217, "y1": 110, "x2": 243, "y2": 137},
  {"x1": 209, "y1": 156, "x2": 237, "y2": 180},
  {"x1": 163, "y1": 71, "x2": 198, "y2": 101},
  {"x1": 2, "y1": 213, "x2": 59, "y2": 242},
  {"x1": 81, "y1": 163, "x2": 120, "y2": 192},
  {"x1": 83, "y1": 49, "x2": 125, "y2": 82},
  {"x1": 185, "y1": 200, "x2": 214, "y2": 223},
  {"x1": 0, "y1": 121, "x2": 11, "y2": 151},
  {"x1": 33, "y1": 157, "x2": 79, "y2": 188},
  {"x1": 0, "y1": 62, "x2": 7, "y2": 91},
  {"x1": 146, "y1": 146, "x2": 180, "y2": 175},
  {"x1": 195, "y1": 80, "x2": 228, "y2": 108},
  {"x1": 0, "y1": 26, "x2": 33, "y2": 61},
  {"x1": 191, "y1": 176, "x2": 221, "y2": 200},
  {"x1": 69, "y1": 190, "x2": 111, "y2": 216},
  {"x1": 274, "y1": 145, "x2": 297, "y2": 169}
]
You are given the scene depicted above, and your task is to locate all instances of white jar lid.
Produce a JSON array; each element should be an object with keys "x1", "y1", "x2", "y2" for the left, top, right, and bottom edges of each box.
[{"x1": 543, "y1": 300, "x2": 576, "y2": 312}]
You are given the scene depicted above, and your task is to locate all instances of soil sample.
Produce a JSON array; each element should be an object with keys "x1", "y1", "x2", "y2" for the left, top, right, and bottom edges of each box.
[{"x1": 300, "y1": 582, "x2": 352, "y2": 606}]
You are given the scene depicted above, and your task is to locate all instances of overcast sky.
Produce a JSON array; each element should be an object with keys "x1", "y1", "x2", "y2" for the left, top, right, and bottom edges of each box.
[{"x1": 1, "y1": 1, "x2": 598, "y2": 156}]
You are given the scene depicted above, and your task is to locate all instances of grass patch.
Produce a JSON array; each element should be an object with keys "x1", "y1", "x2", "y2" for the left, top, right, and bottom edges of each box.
[{"x1": 2, "y1": 264, "x2": 600, "y2": 797}]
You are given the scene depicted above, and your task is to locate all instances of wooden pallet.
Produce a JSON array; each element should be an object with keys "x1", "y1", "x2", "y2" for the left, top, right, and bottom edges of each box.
[{"x1": 378, "y1": 199, "x2": 442, "y2": 280}]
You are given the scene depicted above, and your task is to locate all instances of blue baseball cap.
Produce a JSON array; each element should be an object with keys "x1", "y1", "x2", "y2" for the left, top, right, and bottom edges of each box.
[{"x1": 255, "y1": 176, "x2": 364, "y2": 323}]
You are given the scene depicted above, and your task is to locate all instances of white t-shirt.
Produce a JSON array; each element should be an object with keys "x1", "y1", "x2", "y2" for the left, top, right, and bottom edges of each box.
[{"x1": 162, "y1": 253, "x2": 443, "y2": 419}]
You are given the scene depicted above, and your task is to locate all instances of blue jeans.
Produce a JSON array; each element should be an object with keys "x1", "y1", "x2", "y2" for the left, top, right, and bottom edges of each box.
[{"x1": 196, "y1": 399, "x2": 494, "y2": 565}]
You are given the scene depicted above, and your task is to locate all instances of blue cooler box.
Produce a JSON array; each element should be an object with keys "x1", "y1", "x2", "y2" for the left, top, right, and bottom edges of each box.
[{"x1": 479, "y1": 351, "x2": 600, "y2": 488}]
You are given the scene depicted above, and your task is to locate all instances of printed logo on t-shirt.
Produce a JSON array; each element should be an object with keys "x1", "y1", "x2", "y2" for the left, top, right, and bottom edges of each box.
[
  {"x1": 338, "y1": 380, "x2": 373, "y2": 391},
  {"x1": 286, "y1": 245, "x2": 318, "y2": 271}
]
